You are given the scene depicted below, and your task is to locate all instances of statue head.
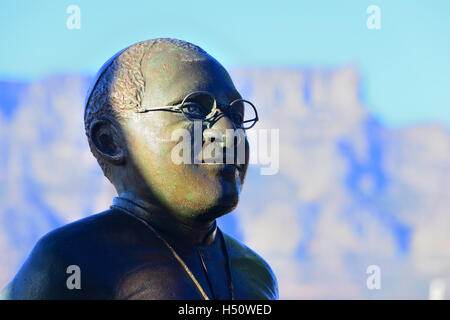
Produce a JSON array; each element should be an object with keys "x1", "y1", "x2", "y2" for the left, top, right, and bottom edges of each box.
[{"x1": 84, "y1": 38, "x2": 253, "y2": 225}]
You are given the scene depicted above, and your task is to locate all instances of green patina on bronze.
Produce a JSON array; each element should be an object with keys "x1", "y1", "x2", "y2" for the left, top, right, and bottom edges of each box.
[{"x1": 1, "y1": 38, "x2": 278, "y2": 300}]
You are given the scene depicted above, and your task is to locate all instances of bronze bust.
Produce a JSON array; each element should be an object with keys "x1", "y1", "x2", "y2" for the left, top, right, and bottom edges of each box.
[{"x1": 1, "y1": 38, "x2": 278, "y2": 300}]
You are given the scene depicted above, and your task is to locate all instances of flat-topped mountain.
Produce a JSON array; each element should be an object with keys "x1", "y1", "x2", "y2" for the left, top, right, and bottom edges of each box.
[{"x1": 1, "y1": 68, "x2": 449, "y2": 298}]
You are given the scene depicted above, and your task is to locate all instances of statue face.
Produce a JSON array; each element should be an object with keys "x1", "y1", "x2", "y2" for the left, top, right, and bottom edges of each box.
[{"x1": 119, "y1": 51, "x2": 249, "y2": 222}]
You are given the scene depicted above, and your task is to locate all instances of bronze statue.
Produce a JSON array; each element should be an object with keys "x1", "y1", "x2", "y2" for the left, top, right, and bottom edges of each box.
[{"x1": 0, "y1": 38, "x2": 278, "y2": 300}]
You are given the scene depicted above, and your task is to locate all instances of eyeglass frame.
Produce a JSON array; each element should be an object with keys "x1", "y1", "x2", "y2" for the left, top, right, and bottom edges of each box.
[{"x1": 136, "y1": 91, "x2": 259, "y2": 130}]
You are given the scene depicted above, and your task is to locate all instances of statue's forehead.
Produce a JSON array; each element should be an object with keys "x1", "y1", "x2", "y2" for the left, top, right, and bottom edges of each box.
[{"x1": 140, "y1": 49, "x2": 240, "y2": 107}]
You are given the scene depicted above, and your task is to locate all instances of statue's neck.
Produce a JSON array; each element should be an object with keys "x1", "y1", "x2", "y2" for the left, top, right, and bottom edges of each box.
[{"x1": 112, "y1": 195, "x2": 217, "y2": 247}]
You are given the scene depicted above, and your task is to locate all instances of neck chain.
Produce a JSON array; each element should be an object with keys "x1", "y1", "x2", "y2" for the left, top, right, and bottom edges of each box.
[{"x1": 116, "y1": 204, "x2": 234, "y2": 300}]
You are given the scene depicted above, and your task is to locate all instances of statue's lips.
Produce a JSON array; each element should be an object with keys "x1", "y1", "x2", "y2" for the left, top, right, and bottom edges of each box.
[{"x1": 200, "y1": 163, "x2": 240, "y2": 178}]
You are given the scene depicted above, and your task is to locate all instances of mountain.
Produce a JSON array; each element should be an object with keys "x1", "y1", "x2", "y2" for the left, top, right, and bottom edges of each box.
[{"x1": 1, "y1": 68, "x2": 449, "y2": 299}]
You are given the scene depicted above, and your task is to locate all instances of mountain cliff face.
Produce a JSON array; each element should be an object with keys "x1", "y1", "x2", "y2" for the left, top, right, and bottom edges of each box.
[{"x1": 1, "y1": 68, "x2": 449, "y2": 298}]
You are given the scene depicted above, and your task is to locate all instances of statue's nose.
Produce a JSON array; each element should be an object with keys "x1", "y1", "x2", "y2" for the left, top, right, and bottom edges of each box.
[
  {"x1": 203, "y1": 110, "x2": 241, "y2": 149},
  {"x1": 211, "y1": 109, "x2": 236, "y2": 129}
]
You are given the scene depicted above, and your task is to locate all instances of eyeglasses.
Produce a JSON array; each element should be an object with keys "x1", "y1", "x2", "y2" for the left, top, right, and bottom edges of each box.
[{"x1": 137, "y1": 91, "x2": 259, "y2": 130}]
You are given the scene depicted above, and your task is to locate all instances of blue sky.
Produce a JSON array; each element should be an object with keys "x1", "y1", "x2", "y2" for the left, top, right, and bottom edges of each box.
[{"x1": 1, "y1": 0, "x2": 449, "y2": 128}]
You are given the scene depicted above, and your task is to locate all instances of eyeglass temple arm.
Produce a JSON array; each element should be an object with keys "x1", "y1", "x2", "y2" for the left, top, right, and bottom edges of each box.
[{"x1": 137, "y1": 105, "x2": 181, "y2": 113}]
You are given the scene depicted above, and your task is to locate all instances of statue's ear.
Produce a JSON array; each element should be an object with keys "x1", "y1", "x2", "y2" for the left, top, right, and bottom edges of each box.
[{"x1": 89, "y1": 118, "x2": 126, "y2": 165}]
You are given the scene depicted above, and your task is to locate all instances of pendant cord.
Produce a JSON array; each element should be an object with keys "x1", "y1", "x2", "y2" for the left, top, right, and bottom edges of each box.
[
  {"x1": 219, "y1": 228, "x2": 235, "y2": 300},
  {"x1": 114, "y1": 205, "x2": 210, "y2": 299},
  {"x1": 152, "y1": 226, "x2": 211, "y2": 300},
  {"x1": 197, "y1": 249, "x2": 216, "y2": 300}
]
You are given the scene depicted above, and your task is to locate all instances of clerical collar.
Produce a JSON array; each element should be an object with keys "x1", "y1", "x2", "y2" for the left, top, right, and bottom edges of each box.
[{"x1": 111, "y1": 196, "x2": 217, "y2": 247}]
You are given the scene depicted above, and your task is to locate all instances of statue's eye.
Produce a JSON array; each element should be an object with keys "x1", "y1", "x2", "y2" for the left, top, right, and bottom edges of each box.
[
  {"x1": 180, "y1": 102, "x2": 209, "y2": 119},
  {"x1": 230, "y1": 110, "x2": 244, "y2": 126}
]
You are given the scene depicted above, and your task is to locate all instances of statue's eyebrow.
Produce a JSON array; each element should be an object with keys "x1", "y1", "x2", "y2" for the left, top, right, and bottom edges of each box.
[
  {"x1": 166, "y1": 93, "x2": 203, "y2": 106},
  {"x1": 166, "y1": 97, "x2": 184, "y2": 106}
]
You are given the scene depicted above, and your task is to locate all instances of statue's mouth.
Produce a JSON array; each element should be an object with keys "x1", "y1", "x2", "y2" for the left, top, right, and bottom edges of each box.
[
  {"x1": 211, "y1": 163, "x2": 239, "y2": 179},
  {"x1": 196, "y1": 146, "x2": 246, "y2": 167},
  {"x1": 218, "y1": 164, "x2": 239, "y2": 179},
  {"x1": 199, "y1": 162, "x2": 241, "y2": 179}
]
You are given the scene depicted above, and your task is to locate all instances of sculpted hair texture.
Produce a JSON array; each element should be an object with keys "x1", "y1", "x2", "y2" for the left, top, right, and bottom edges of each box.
[{"x1": 84, "y1": 38, "x2": 207, "y2": 182}]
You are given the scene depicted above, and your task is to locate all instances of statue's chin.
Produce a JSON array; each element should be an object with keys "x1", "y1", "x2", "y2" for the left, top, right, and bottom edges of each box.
[
  {"x1": 171, "y1": 183, "x2": 240, "y2": 223},
  {"x1": 204, "y1": 176, "x2": 241, "y2": 218}
]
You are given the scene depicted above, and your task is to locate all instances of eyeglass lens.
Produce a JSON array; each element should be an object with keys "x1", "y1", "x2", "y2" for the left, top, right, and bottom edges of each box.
[{"x1": 180, "y1": 92, "x2": 258, "y2": 129}]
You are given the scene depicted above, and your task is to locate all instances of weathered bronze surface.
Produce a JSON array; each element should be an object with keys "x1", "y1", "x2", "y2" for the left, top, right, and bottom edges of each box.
[{"x1": 0, "y1": 39, "x2": 278, "y2": 300}]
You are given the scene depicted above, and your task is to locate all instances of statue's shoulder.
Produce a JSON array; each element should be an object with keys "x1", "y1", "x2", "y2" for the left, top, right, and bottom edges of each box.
[
  {"x1": 24, "y1": 207, "x2": 160, "y2": 267},
  {"x1": 35, "y1": 207, "x2": 157, "y2": 250},
  {"x1": 221, "y1": 231, "x2": 279, "y2": 299},
  {"x1": 1, "y1": 208, "x2": 153, "y2": 299},
  {"x1": 42, "y1": 207, "x2": 131, "y2": 239}
]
